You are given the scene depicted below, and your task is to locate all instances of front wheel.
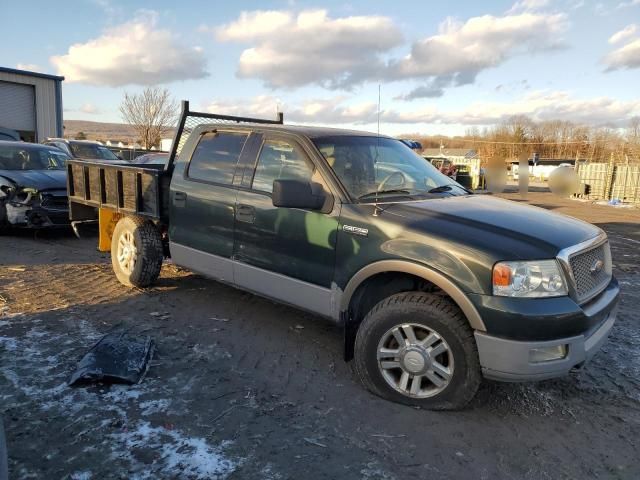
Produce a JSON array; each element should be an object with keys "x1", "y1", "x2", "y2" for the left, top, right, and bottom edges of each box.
[
  {"x1": 353, "y1": 292, "x2": 481, "y2": 410},
  {"x1": 111, "y1": 216, "x2": 163, "y2": 287}
]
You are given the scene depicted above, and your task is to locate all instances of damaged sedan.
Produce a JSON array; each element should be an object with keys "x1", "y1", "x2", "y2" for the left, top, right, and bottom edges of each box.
[{"x1": 0, "y1": 142, "x2": 70, "y2": 230}]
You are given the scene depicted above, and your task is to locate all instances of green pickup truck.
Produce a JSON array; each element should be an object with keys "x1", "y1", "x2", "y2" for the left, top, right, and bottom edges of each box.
[{"x1": 67, "y1": 102, "x2": 619, "y2": 409}]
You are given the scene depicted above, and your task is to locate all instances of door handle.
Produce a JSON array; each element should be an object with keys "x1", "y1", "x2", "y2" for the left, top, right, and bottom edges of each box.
[
  {"x1": 236, "y1": 204, "x2": 256, "y2": 223},
  {"x1": 173, "y1": 191, "x2": 187, "y2": 207}
]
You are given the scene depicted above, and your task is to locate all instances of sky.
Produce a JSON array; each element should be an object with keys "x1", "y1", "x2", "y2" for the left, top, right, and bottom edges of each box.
[{"x1": 2, "y1": 0, "x2": 639, "y2": 136}]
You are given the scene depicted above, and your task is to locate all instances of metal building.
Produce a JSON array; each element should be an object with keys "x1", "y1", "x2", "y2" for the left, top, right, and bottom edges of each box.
[{"x1": 0, "y1": 67, "x2": 64, "y2": 142}]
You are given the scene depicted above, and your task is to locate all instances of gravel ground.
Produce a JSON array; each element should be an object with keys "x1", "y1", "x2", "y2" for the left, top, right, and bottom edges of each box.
[{"x1": 1, "y1": 191, "x2": 639, "y2": 480}]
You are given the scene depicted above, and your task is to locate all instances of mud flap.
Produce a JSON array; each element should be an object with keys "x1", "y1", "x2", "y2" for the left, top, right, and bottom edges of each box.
[
  {"x1": 69, "y1": 330, "x2": 155, "y2": 386},
  {"x1": 343, "y1": 312, "x2": 357, "y2": 362},
  {"x1": 98, "y1": 208, "x2": 123, "y2": 252}
]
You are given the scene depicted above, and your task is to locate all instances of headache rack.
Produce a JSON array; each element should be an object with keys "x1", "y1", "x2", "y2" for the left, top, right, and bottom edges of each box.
[
  {"x1": 165, "y1": 100, "x2": 284, "y2": 172},
  {"x1": 67, "y1": 100, "x2": 284, "y2": 223}
]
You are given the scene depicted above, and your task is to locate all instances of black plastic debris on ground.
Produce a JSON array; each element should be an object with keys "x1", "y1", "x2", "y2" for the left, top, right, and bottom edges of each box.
[{"x1": 69, "y1": 330, "x2": 154, "y2": 386}]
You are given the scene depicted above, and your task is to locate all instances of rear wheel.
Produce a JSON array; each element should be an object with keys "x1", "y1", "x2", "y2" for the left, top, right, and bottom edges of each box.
[
  {"x1": 353, "y1": 292, "x2": 481, "y2": 410},
  {"x1": 111, "y1": 216, "x2": 163, "y2": 287}
]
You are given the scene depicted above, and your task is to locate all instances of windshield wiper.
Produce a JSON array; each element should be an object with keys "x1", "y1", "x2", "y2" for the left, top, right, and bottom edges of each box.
[
  {"x1": 358, "y1": 189, "x2": 412, "y2": 200},
  {"x1": 429, "y1": 184, "x2": 473, "y2": 195},
  {"x1": 428, "y1": 185, "x2": 453, "y2": 193}
]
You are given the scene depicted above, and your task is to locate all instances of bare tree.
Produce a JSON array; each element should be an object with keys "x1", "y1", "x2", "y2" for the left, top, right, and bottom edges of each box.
[
  {"x1": 413, "y1": 116, "x2": 640, "y2": 163},
  {"x1": 628, "y1": 117, "x2": 640, "y2": 143},
  {"x1": 119, "y1": 87, "x2": 178, "y2": 149}
]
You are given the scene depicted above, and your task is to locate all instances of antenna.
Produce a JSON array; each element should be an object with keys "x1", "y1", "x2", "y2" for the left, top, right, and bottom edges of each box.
[
  {"x1": 377, "y1": 84, "x2": 381, "y2": 138},
  {"x1": 373, "y1": 84, "x2": 382, "y2": 216}
]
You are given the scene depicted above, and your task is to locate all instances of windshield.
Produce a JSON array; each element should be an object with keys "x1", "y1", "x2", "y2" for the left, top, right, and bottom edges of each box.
[
  {"x1": 0, "y1": 145, "x2": 68, "y2": 170},
  {"x1": 313, "y1": 136, "x2": 467, "y2": 200},
  {"x1": 70, "y1": 143, "x2": 119, "y2": 160},
  {"x1": 134, "y1": 153, "x2": 169, "y2": 164}
]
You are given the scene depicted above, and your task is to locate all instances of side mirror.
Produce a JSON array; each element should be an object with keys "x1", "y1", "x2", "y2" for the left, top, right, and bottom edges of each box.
[{"x1": 272, "y1": 179, "x2": 327, "y2": 210}]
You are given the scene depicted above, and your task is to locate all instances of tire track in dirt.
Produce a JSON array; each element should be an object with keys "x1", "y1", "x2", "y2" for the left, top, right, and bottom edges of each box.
[{"x1": 0, "y1": 263, "x2": 136, "y2": 315}]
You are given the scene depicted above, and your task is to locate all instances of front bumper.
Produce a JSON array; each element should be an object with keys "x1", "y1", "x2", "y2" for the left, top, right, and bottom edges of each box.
[
  {"x1": 473, "y1": 278, "x2": 620, "y2": 381},
  {"x1": 4, "y1": 204, "x2": 69, "y2": 228}
]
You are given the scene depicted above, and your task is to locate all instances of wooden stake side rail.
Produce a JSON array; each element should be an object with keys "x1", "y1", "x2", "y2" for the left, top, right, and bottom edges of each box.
[{"x1": 67, "y1": 160, "x2": 166, "y2": 220}]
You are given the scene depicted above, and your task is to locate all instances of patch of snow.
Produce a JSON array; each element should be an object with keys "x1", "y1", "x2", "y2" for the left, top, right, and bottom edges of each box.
[
  {"x1": 26, "y1": 329, "x2": 50, "y2": 339},
  {"x1": 191, "y1": 343, "x2": 232, "y2": 361},
  {"x1": 260, "y1": 463, "x2": 283, "y2": 479},
  {"x1": 69, "y1": 471, "x2": 93, "y2": 480},
  {"x1": 360, "y1": 462, "x2": 395, "y2": 479},
  {"x1": 0, "y1": 320, "x2": 244, "y2": 477},
  {"x1": 109, "y1": 421, "x2": 238, "y2": 479},
  {"x1": 0, "y1": 336, "x2": 18, "y2": 351},
  {"x1": 594, "y1": 200, "x2": 637, "y2": 208},
  {"x1": 103, "y1": 385, "x2": 145, "y2": 402},
  {"x1": 139, "y1": 399, "x2": 171, "y2": 416}
]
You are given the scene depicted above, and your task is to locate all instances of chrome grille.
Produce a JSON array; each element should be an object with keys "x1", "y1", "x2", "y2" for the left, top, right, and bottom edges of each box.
[
  {"x1": 41, "y1": 195, "x2": 68, "y2": 210},
  {"x1": 568, "y1": 242, "x2": 611, "y2": 303}
]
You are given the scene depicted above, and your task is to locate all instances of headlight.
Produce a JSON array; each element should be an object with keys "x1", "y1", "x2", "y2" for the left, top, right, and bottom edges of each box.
[
  {"x1": 493, "y1": 260, "x2": 568, "y2": 298},
  {"x1": 0, "y1": 178, "x2": 14, "y2": 197}
]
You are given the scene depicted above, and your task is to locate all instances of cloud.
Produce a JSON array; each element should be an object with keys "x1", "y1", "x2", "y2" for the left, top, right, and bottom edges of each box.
[
  {"x1": 603, "y1": 39, "x2": 640, "y2": 70},
  {"x1": 80, "y1": 103, "x2": 101, "y2": 114},
  {"x1": 205, "y1": 95, "x2": 378, "y2": 124},
  {"x1": 394, "y1": 77, "x2": 454, "y2": 100},
  {"x1": 617, "y1": 0, "x2": 640, "y2": 8},
  {"x1": 16, "y1": 63, "x2": 42, "y2": 73},
  {"x1": 383, "y1": 91, "x2": 640, "y2": 128},
  {"x1": 51, "y1": 11, "x2": 208, "y2": 86},
  {"x1": 215, "y1": 9, "x2": 403, "y2": 89},
  {"x1": 608, "y1": 24, "x2": 638, "y2": 44},
  {"x1": 216, "y1": 8, "x2": 567, "y2": 96},
  {"x1": 391, "y1": 12, "x2": 568, "y2": 94},
  {"x1": 215, "y1": 10, "x2": 293, "y2": 41},
  {"x1": 91, "y1": 0, "x2": 120, "y2": 18},
  {"x1": 604, "y1": 26, "x2": 640, "y2": 70},
  {"x1": 204, "y1": 91, "x2": 640, "y2": 129},
  {"x1": 507, "y1": 0, "x2": 551, "y2": 14}
]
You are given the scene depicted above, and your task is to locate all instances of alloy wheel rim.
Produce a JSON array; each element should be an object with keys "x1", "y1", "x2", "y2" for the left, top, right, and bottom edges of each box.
[
  {"x1": 116, "y1": 231, "x2": 137, "y2": 275},
  {"x1": 377, "y1": 323, "x2": 454, "y2": 398}
]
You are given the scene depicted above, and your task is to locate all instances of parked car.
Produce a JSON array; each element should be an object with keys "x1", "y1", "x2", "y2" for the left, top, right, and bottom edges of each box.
[
  {"x1": 399, "y1": 139, "x2": 423, "y2": 151},
  {"x1": 132, "y1": 152, "x2": 169, "y2": 165},
  {"x1": 44, "y1": 138, "x2": 122, "y2": 161},
  {"x1": 0, "y1": 127, "x2": 21, "y2": 142},
  {"x1": 430, "y1": 158, "x2": 458, "y2": 179},
  {"x1": 67, "y1": 103, "x2": 619, "y2": 410},
  {"x1": 0, "y1": 142, "x2": 70, "y2": 230}
]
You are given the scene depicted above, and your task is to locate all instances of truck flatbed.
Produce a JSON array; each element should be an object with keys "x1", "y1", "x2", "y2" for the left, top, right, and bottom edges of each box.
[{"x1": 67, "y1": 160, "x2": 167, "y2": 220}]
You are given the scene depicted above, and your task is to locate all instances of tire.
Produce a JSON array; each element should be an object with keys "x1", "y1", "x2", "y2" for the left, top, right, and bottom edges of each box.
[
  {"x1": 0, "y1": 205, "x2": 9, "y2": 235},
  {"x1": 111, "y1": 216, "x2": 163, "y2": 287},
  {"x1": 353, "y1": 292, "x2": 481, "y2": 410}
]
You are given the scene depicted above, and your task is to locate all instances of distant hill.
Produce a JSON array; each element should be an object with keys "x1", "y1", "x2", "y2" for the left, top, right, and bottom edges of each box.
[
  {"x1": 63, "y1": 120, "x2": 176, "y2": 144},
  {"x1": 63, "y1": 120, "x2": 138, "y2": 143}
]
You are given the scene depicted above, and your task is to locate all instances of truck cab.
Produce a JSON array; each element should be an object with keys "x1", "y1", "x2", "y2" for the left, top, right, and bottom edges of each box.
[{"x1": 67, "y1": 103, "x2": 619, "y2": 410}]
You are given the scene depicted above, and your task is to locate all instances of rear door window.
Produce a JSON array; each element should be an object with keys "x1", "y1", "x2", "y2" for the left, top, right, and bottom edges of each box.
[
  {"x1": 188, "y1": 132, "x2": 248, "y2": 185},
  {"x1": 251, "y1": 139, "x2": 315, "y2": 193}
]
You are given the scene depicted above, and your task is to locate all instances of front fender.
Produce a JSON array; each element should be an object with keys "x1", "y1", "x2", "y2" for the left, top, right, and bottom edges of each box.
[{"x1": 340, "y1": 259, "x2": 486, "y2": 332}]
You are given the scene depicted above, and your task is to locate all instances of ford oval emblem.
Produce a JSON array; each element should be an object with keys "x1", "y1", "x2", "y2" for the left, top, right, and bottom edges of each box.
[{"x1": 590, "y1": 259, "x2": 604, "y2": 274}]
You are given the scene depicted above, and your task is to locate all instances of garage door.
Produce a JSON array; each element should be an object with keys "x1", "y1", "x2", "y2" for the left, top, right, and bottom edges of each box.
[{"x1": 0, "y1": 81, "x2": 35, "y2": 132}]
